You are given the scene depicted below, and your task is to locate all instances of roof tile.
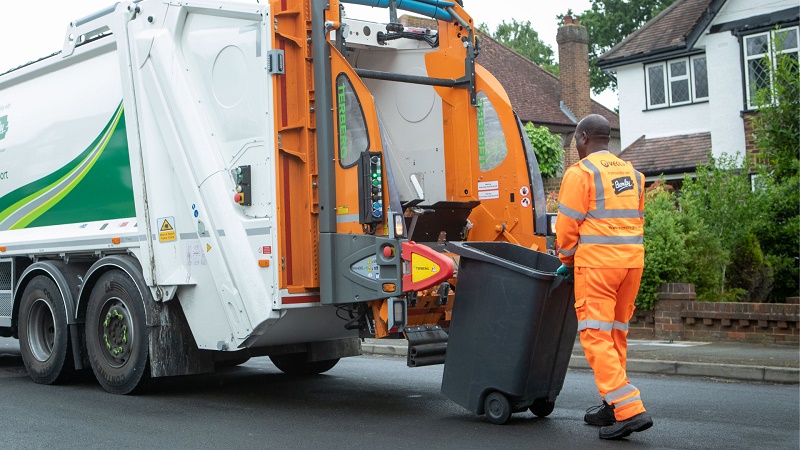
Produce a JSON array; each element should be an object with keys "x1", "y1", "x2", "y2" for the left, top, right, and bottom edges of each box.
[
  {"x1": 618, "y1": 132, "x2": 711, "y2": 175},
  {"x1": 599, "y1": 0, "x2": 714, "y2": 64}
]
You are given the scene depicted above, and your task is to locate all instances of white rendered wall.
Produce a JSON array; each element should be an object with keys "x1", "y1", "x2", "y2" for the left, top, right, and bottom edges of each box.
[
  {"x1": 698, "y1": 31, "x2": 746, "y2": 158},
  {"x1": 713, "y1": 0, "x2": 797, "y2": 24},
  {"x1": 615, "y1": 64, "x2": 711, "y2": 149}
]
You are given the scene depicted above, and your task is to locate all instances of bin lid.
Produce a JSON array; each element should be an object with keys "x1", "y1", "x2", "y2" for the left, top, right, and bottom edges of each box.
[{"x1": 445, "y1": 241, "x2": 557, "y2": 281}]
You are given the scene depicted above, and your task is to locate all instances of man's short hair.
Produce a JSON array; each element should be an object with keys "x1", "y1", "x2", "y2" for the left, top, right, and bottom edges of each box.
[{"x1": 577, "y1": 114, "x2": 611, "y2": 139}]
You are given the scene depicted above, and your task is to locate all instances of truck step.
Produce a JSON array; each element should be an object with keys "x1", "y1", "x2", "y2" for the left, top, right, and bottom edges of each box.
[{"x1": 405, "y1": 325, "x2": 448, "y2": 367}]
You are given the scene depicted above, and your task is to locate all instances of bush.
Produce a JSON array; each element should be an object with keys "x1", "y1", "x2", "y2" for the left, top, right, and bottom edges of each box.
[
  {"x1": 638, "y1": 186, "x2": 690, "y2": 310},
  {"x1": 676, "y1": 204, "x2": 728, "y2": 302},
  {"x1": 525, "y1": 122, "x2": 564, "y2": 178},
  {"x1": 751, "y1": 174, "x2": 799, "y2": 301},
  {"x1": 728, "y1": 233, "x2": 773, "y2": 303}
]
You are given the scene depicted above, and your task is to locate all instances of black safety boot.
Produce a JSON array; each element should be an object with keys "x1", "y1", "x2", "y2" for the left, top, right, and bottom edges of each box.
[
  {"x1": 599, "y1": 411, "x2": 653, "y2": 440},
  {"x1": 584, "y1": 402, "x2": 616, "y2": 426}
]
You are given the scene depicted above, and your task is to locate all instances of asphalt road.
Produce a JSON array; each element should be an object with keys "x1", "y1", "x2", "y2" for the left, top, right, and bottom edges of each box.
[{"x1": 0, "y1": 339, "x2": 797, "y2": 449}]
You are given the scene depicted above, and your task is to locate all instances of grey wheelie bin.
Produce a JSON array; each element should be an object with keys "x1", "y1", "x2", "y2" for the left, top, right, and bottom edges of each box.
[{"x1": 441, "y1": 241, "x2": 578, "y2": 425}]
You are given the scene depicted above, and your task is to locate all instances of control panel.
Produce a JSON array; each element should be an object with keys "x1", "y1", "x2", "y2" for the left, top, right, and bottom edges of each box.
[
  {"x1": 358, "y1": 152, "x2": 384, "y2": 226},
  {"x1": 233, "y1": 165, "x2": 252, "y2": 206}
]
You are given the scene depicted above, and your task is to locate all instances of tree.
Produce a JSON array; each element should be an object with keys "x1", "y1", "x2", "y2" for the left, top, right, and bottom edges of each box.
[
  {"x1": 524, "y1": 123, "x2": 563, "y2": 178},
  {"x1": 479, "y1": 20, "x2": 559, "y2": 76},
  {"x1": 752, "y1": 32, "x2": 800, "y2": 182},
  {"x1": 750, "y1": 36, "x2": 800, "y2": 301},
  {"x1": 679, "y1": 154, "x2": 757, "y2": 300},
  {"x1": 574, "y1": 0, "x2": 678, "y2": 94}
]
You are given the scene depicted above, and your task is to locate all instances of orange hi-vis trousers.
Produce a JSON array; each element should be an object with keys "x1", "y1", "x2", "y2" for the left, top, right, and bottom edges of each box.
[{"x1": 574, "y1": 266, "x2": 646, "y2": 421}]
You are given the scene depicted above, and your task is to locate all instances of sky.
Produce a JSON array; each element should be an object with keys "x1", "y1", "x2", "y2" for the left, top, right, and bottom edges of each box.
[{"x1": 0, "y1": 0, "x2": 615, "y2": 109}]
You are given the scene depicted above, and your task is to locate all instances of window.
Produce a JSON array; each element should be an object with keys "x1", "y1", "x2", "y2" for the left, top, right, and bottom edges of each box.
[
  {"x1": 743, "y1": 26, "x2": 799, "y2": 109},
  {"x1": 645, "y1": 55, "x2": 708, "y2": 109},
  {"x1": 476, "y1": 91, "x2": 507, "y2": 172},
  {"x1": 336, "y1": 74, "x2": 369, "y2": 168}
]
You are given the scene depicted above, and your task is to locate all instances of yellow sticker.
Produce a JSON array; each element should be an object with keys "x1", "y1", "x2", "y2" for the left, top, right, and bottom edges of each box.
[
  {"x1": 337, "y1": 206, "x2": 349, "y2": 215},
  {"x1": 206, "y1": 244, "x2": 212, "y2": 252},
  {"x1": 158, "y1": 217, "x2": 176, "y2": 243},
  {"x1": 411, "y1": 253, "x2": 440, "y2": 283}
]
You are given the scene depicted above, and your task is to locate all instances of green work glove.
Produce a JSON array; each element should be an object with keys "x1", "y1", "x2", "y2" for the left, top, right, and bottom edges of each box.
[{"x1": 556, "y1": 264, "x2": 574, "y2": 282}]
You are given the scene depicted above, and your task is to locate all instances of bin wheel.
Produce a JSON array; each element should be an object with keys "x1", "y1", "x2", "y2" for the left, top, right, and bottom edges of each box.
[
  {"x1": 484, "y1": 392, "x2": 512, "y2": 425},
  {"x1": 530, "y1": 398, "x2": 556, "y2": 417}
]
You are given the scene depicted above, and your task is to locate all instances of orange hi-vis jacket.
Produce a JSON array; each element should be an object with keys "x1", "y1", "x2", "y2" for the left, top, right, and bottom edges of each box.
[{"x1": 556, "y1": 151, "x2": 645, "y2": 268}]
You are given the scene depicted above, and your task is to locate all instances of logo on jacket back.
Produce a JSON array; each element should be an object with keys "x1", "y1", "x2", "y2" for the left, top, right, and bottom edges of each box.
[
  {"x1": 612, "y1": 176, "x2": 634, "y2": 195},
  {"x1": 601, "y1": 159, "x2": 627, "y2": 168}
]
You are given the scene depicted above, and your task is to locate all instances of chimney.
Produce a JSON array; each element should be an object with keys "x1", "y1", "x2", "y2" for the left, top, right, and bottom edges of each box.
[{"x1": 557, "y1": 16, "x2": 591, "y2": 167}]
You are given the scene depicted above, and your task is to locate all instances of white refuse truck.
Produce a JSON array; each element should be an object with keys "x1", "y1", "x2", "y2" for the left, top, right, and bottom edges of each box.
[{"x1": 0, "y1": 0, "x2": 552, "y2": 394}]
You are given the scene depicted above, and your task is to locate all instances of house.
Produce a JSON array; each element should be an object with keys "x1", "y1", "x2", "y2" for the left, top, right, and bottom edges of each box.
[
  {"x1": 597, "y1": 0, "x2": 799, "y2": 182},
  {"x1": 399, "y1": 15, "x2": 620, "y2": 187}
]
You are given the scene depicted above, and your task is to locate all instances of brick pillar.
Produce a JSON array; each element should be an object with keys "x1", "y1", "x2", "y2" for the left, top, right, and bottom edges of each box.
[
  {"x1": 653, "y1": 283, "x2": 696, "y2": 341},
  {"x1": 741, "y1": 111, "x2": 761, "y2": 168},
  {"x1": 557, "y1": 16, "x2": 592, "y2": 169}
]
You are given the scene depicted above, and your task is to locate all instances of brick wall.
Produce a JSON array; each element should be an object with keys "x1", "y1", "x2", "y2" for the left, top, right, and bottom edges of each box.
[{"x1": 627, "y1": 284, "x2": 799, "y2": 344}]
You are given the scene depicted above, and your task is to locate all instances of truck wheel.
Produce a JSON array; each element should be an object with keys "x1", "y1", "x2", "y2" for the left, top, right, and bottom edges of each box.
[
  {"x1": 85, "y1": 271, "x2": 149, "y2": 394},
  {"x1": 18, "y1": 276, "x2": 73, "y2": 384},
  {"x1": 269, "y1": 353, "x2": 339, "y2": 375},
  {"x1": 530, "y1": 398, "x2": 556, "y2": 417},
  {"x1": 484, "y1": 392, "x2": 512, "y2": 424}
]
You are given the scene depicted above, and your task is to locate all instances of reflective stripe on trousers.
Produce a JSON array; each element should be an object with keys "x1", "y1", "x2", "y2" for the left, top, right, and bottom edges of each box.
[{"x1": 573, "y1": 266, "x2": 647, "y2": 421}]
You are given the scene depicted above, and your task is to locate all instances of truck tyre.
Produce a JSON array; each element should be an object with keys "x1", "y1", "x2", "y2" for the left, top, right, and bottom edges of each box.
[
  {"x1": 85, "y1": 271, "x2": 149, "y2": 394},
  {"x1": 269, "y1": 353, "x2": 339, "y2": 375},
  {"x1": 484, "y1": 392, "x2": 512, "y2": 425},
  {"x1": 18, "y1": 276, "x2": 73, "y2": 385},
  {"x1": 530, "y1": 398, "x2": 556, "y2": 417}
]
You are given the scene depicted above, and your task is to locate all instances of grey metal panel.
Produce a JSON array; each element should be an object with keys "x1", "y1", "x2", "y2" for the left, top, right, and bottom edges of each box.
[
  {"x1": 320, "y1": 234, "x2": 404, "y2": 305},
  {"x1": 0, "y1": 292, "x2": 11, "y2": 317},
  {"x1": 0, "y1": 259, "x2": 12, "y2": 318},
  {"x1": 0, "y1": 260, "x2": 11, "y2": 290}
]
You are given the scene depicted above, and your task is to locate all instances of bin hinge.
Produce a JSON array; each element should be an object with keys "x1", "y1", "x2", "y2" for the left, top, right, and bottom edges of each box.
[{"x1": 267, "y1": 49, "x2": 285, "y2": 75}]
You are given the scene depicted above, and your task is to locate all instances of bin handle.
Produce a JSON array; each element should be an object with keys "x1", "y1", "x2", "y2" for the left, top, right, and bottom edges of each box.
[{"x1": 547, "y1": 273, "x2": 565, "y2": 298}]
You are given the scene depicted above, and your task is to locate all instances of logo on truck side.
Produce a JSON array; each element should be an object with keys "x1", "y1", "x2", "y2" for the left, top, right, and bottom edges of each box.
[
  {"x1": 0, "y1": 115, "x2": 8, "y2": 140},
  {"x1": 337, "y1": 81, "x2": 347, "y2": 159}
]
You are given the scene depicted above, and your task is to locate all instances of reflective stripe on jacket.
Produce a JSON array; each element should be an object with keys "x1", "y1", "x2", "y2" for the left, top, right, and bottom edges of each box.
[{"x1": 555, "y1": 151, "x2": 645, "y2": 268}]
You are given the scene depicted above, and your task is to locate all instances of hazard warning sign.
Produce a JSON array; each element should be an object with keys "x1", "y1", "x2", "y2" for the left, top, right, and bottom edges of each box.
[{"x1": 158, "y1": 217, "x2": 176, "y2": 243}]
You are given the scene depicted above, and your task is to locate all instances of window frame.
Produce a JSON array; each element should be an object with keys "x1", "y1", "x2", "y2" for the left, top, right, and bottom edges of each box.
[
  {"x1": 644, "y1": 62, "x2": 669, "y2": 109},
  {"x1": 742, "y1": 26, "x2": 799, "y2": 110},
  {"x1": 690, "y1": 55, "x2": 709, "y2": 102},
  {"x1": 644, "y1": 55, "x2": 708, "y2": 110},
  {"x1": 668, "y1": 58, "x2": 692, "y2": 106}
]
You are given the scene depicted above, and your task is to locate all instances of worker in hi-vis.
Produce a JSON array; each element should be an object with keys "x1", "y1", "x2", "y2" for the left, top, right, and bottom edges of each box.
[{"x1": 555, "y1": 114, "x2": 653, "y2": 440}]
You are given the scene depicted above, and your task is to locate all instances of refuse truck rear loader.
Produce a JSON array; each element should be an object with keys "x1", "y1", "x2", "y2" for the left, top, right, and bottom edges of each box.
[{"x1": 0, "y1": 0, "x2": 556, "y2": 394}]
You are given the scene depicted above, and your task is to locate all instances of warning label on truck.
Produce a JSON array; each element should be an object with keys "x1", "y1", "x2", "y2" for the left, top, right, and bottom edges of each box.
[{"x1": 158, "y1": 217, "x2": 176, "y2": 242}]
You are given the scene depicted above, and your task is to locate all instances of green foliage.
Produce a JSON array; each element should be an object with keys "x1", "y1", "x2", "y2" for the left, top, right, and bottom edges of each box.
[
  {"x1": 679, "y1": 153, "x2": 755, "y2": 255},
  {"x1": 638, "y1": 186, "x2": 690, "y2": 310},
  {"x1": 749, "y1": 30, "x2": 800, "y2": 301},
  {"x1": 675, "y1": 202, "x2": 727, "y2": 303},
  {"x1": 727, "y1": 233, "x2": 774, "y2": 303},
  {"x1": 480, "y1": 20, "x2": 559, "y2": 76},
  {"x1": 752, "y1": 36, "x2": 800, "y2": 182},
  {"x1": 574, "y1": 0, "x2": 678, "y2": 94},
  {"x1": 750, "y1": 173, "x2": 799, "y2": 301},
  {"x1": 524, "y1": 122, "x2": 563, "y2": 178}
]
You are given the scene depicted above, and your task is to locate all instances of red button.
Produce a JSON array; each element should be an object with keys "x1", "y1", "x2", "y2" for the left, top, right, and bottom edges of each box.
[
  {"x1": 383, "y1": 246, "x2": 394, "y2": 258},
  {"x1": 234, "y1": 193, "x2": 243, "y2": 203}
]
